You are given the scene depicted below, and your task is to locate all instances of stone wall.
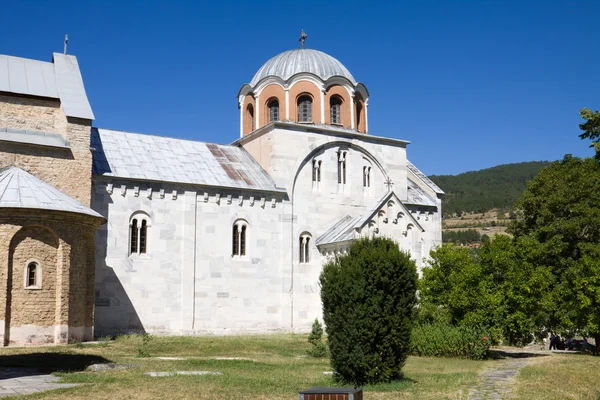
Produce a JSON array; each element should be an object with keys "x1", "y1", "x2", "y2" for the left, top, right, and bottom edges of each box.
[
  {"x1": 0, "y1": 210, "x2": 101, "y2": 345},
  {"x1": 0, "y1": 94, "x2": 93, "y2": 205}
]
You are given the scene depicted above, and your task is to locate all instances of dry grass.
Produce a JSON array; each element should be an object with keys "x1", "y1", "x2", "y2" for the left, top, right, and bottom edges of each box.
[
  {"x1": 0, "y1": 334, "x2": 491, "y2": 400},
  {"x1": 514, "y1": 353, "x2": 600, "y2": 400}
]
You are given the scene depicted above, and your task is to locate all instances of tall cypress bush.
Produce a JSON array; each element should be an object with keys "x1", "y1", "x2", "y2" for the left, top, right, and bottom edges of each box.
[{"x1": 319, "y1": 237, "x2": 418, "y2": 386}]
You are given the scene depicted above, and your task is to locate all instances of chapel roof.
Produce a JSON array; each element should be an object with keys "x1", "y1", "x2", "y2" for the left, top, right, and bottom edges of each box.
[
  {"x1": 250, "y1": 49, "x2": 356, "y2": 86},
  {"x1": 91, "y1": 128, "x2": 284, "y2": 193},
  {"x1": 0, "y1": 166, "x2": 103, "y2": 218},
  {"x1": 0, "y1": 53, "x2": 94, "y2": 120}
]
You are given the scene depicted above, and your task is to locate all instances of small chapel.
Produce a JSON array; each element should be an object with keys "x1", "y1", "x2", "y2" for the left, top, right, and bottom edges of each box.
[{"x1": 0, "y1": 35, "x2": 443, "y2": 345}]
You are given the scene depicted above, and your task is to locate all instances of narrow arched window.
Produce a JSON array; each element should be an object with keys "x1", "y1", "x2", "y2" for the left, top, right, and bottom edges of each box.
[
  {"x1": 330, "y1": 97, "x2": 342, "y2": 124},
  {"x1": 232, "y1": 220, "x2": 248, "y2": 257},
  {"x1": 246, "y1": 104, "x2": 255, "y2": 132},
  {"x1": 130, "y1": 219, "x2": 138, "y2": 254},
  {"x1": 130, "y1": 212, "x2": 151, "y2": 256},
  {"x1": 268, "y1": 99, "x2": 279, "y2": 122},
  {"x1": 140, "y1": 220, "x2": 147, "y2": 254},
  {"x1": 363, "y1": 166, "x2": 371, "y2": 188},
  {"x1": 312, "y1": 159, "x2": 322, "y2": 186},
  {"x1": 297, "y1": 95, "x2": 312, "y2": 123},
  {"x1": 26, "y1": 262, "x2": 38, "y2": 288},
  {"x1": 299, "y1": 234, "x2": 312, "y2": 263},
  {"x1": 356, "y1": 102, "x2": 363, "y2": 129},
  {"x1": 338, "y1": 151, "x2": 347, "y2": 185}
]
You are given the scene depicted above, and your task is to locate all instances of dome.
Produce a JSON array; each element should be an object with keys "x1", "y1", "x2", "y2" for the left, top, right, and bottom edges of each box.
[{"x1": 250, "y1": 49, "x2": 356, "y2": 87}]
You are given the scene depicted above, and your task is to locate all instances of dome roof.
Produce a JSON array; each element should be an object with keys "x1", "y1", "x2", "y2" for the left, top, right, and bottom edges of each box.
[{"x1": 250, "y1": 49, "x2": 356, "y2": 87}]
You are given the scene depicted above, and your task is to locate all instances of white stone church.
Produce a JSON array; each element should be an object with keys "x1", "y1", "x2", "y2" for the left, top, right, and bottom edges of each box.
[{"x1": 0, "y1": 40, "x2": 442, "y2": 343}]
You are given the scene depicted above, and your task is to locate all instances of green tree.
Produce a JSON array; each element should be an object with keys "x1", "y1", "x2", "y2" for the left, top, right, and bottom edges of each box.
[
  {"x1": 319, "y1": 237, "x2": 417, "y2": 385},
  {"x1": 510, "y1": 155, "x2": 600, "y2": 351},
  {"x1": 579, "y1": 107, "x2": 600, "y2": 158}
]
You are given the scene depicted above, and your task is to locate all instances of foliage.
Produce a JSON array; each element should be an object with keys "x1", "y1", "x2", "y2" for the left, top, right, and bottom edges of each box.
[
  {"x1": 429, "y1": 161, "x2": 551, "y2": 216},
  {"x1": 578, "y1": 107, "x2": 600, "y2": 158},
  {"x1": 509, "y1": 154, "x2": 600, "y2": 350},
  {"x1": 442, "y1": 229, "x2": 481, "y2": 244},
  {"x1": 136, "y1": 333, "x2": 153, "y2": 357},
  {"x1": 320, "y1": 237, "x2": 417, "y2": 386},
  {"x1": 420, "y1": 239, "x2": 550, "y2": 346},
  {"x1": 410, "y1": 323, "x2": 491, "y2": 359},
  {"x1": 307, "y1": 319, "x2": 327, "y2": 357}
]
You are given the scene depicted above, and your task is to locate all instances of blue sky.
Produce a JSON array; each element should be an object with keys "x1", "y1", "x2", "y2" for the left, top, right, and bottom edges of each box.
[{"x1": 1, "y1": 0, "x2": 598, "y2": 175}]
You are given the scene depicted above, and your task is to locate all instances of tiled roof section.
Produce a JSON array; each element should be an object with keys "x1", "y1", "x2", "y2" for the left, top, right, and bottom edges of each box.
[
  {"x1": 0, "y1": 53, "x2": 94, "y2": 120},
  {"x1": 407, "y1": 161, "x2": 444, "y2": 195},
  {"x1": 91, "y1": 128, "x2": 283, "y2": 192},
  {"x1": 0, "y1": 166, "x2": 103, "y2": 218},
  {"x1": 406, "y1": 179, "x2": 437, "y2": 207},
  {"x1": 0, "y1": 128, "x2": 70, "y2": 149},
  {"x1": 316, "y1": 215, "x2": 362, "y2": 246}
]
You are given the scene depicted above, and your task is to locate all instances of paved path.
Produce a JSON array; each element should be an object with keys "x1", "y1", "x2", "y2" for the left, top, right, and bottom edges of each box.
[
  {"x1": 0, "y1": 368, "x2": 80, "y2": 397},
  {"x1": 467, "y1": 358, "x2": 528, "y2": 400}
]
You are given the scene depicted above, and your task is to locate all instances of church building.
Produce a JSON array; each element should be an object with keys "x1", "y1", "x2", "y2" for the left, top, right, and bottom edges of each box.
[{"x1": 0, "y1": 37, "x2": 443, "y2": 344}]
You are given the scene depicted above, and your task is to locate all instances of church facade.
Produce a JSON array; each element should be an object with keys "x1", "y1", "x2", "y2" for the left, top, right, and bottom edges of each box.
[{"x1": 0, "y1": 43, "x2": 443, "y2": 344}]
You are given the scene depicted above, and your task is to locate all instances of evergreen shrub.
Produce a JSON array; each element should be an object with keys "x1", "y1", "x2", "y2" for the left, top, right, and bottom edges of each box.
[
  {"x1": 320, "y1": 237, "x2": 418, "y2": 386},
  {"x1": 307, "y1": 319, "x2": 327, "y2": 357},
  {"x1": 410, "y1": 323, "x2": 491, "y2": 359}
]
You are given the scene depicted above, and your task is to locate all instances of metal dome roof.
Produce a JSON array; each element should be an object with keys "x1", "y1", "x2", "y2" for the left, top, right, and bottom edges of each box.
[{"x1": 250, "y1": 49, "x2": 356, "y2": 87}]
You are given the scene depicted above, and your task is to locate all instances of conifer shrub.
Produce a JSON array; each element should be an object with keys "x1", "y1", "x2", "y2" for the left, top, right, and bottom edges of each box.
[
  {"x1": 319, "y1": 237, "x2": 418, "y2": 386},
  {"x1": 307, "y1": 319, "x2": 327, "y2": 357}
]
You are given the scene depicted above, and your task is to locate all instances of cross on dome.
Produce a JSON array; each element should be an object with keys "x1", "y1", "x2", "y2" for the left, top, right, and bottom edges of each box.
[{"x1": 299, "y1": 29, "x2": 307, "y2": 49}]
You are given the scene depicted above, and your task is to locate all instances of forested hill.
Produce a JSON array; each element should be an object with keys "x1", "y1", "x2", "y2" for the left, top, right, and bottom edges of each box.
[{"x1": 429, "y1": 161, "x2": 552, "y2": 216}]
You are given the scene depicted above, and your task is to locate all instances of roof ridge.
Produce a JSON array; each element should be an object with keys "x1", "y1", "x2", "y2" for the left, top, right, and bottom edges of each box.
[{"x1": 94, "y1": 127, "x2": 239, "y2": 148}]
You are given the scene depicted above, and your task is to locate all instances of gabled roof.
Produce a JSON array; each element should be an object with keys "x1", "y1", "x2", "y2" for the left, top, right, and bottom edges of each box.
[
  {"x1": 316, "y1": 191, "x2": 425, "y2": 247},
  {"x1": 0, "y1": 166, "x2": 103, "y2": 218},
  {"x1": 91, "y1": 128, "x2": 284, "y2": 193},
  {"x1": 407, "y1": 161, "x2": 444, "y2": 195},
  {"x1": 406, "y1": 179, "x2": 437, "y2": 207},
  {"x1": 0, "y1": 53, "x2": 94, "y2": 120}
]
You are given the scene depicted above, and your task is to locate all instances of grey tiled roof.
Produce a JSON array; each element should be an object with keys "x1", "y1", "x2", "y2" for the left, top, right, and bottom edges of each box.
[
  {"x1": 0, "y1": 166, "x2": 103, "y2": 218},
  {"x1": 0, "y1": 53, "x2": 94, "y2": 120},
  {"x1": 407, "y1": 161, "x2": 444, "y2": 195},
  {"x1": 316, "y1": 215, "x2": 362, "y2": 246},
  {"x1": 406, "y1": 179, "x2": 437, "y2": 207},
  {"x1": 91, "y1": 128, "x2": 283, "y2": 192},
  {"x1": 250, "y1": 49, "x2": 356, "y2": 86},
  {"x1": 0, "y1": 128, "x2": 70, "y2": 149}
]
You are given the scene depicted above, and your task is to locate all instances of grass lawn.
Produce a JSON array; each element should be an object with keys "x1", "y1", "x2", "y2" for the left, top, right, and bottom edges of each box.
[{"x1": 0, "y1": 335, "x2": 596, "y2": 399}]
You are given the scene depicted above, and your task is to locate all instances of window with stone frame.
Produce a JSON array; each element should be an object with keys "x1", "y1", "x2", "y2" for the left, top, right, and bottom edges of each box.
[
  {"x1": 232, "y1": 220, "x2": 248, "y2": 257},
  {"x1": 299, "y1": 233, "x2": 312, "y2": 263},
  {"x1": 297, "y1": 95, "x2": 313, "y2": 123},
  {"x1": 246, "y1": 104, "x2": 255, "y2": 132},
  {"x1": 363, "y1": 165, "x2": 371, "y2": 188},
  {"x1": 312, "y1": 158, "x2": 322, "y2": 188},
  {"x1": 268, "y1": 98, "x2": 279, "y2": 122},
  {"x1": 338, "y1": 150, "x2": 347, "y2": 185},
  {"x1": 130, "y1": 212, "x2": 150, "y2": 256},
  {"x1": 330, "y1": 96, "x2": 342, "y2": 124},
  {"x1": 24, "y1": 261, "x2": 41, "y2": 289}
]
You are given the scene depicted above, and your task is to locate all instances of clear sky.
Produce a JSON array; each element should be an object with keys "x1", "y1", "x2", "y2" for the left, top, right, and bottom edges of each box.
[{"x1": 2, "y1": 0, "x2": 598, "y2": 175}]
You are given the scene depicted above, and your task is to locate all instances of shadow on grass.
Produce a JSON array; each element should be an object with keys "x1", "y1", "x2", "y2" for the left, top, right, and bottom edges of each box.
[
  {"x1": 0, "y1": 352, "x2": 111, "y2": 375},
  {"x1": 489, "y1": 350, "x2": 549, "y2": 360}
]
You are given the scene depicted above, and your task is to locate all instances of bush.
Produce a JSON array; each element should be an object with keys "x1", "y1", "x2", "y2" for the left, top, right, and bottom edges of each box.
[
  {"x1": 307, "y1": 319, "x2": 327, "y2": 357},
  {"x1": 136, "y1": 333, "x2": 153, "y2": 358},
  {"x1": 320, "y1": 237, "x2": 418, "y2": 385},
  {"x1": 410, "y1": 323, "x2": 491, "y2": 359}
]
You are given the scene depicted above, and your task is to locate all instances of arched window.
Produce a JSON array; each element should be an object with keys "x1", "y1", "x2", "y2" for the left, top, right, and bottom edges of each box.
[
  {"x1": 232, "y1": 220, "x2": 248, "y2": 257},
  {"x1": 130, "y1": 212, "x2": 151, "y2": 256},
  {"x1": 312, "y1": 159, "x2": 322, "y2": 187},
  {"x1": 246, "y1": 104, "x2": 255, "y2": 132},
  {"x1": 338, "y1": 151, "x2": 347, "y2": 185},
  {"x1": 363, "y1": 166, "x2": 371, "y2": 188},
  {"x1": 299, "y1": 234, "x2": 311, "y2": 263},
  {"x1": 356, "y1": 101, "x2": 363, "y2": 129},
  {"x1": 330, "y1": 96, "x2": 342, "y2": 124},
  {"x1": 24, "y1": 261, "x2": 41, "y2": 289},
  {"x1": 297, "y1": 95, "x2": 312, "y2": 123},
  {"x1": 268, "y1": 99, "x2": 279, "y2": 122}
]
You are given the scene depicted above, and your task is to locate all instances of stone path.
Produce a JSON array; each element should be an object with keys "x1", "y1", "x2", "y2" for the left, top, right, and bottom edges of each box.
[
  {"x1": 0, "y1": 368, "x2": 81, "y2": 397},
  {"x1": 144, "y1": 370, "x2": 222, "y2": 377},
  {"x1": 467, "y1": 358, "x2": 528, "y2": 400}
]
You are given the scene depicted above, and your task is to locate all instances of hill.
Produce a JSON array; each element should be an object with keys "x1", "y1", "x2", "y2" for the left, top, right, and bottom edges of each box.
[{"x1": 429, "y1": 161, "x2": 552, "y2": 216}]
